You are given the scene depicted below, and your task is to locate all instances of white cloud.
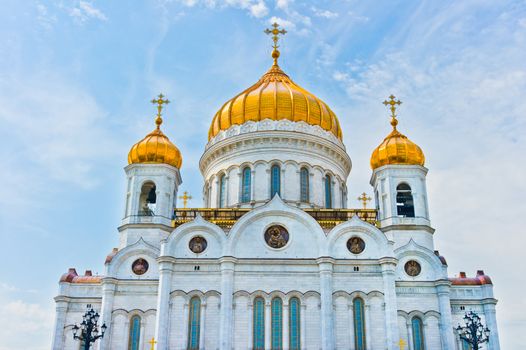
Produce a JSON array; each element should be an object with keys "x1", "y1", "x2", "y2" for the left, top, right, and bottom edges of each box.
[
  {"x1": 276, "y1": 0, "x2": 291, "y2": 10},
  {"x1": 69, "y1": 1, "x2": 108, "y2": 23},
  {"x1": 36, "y1": 3, "x2": 57, "y2": 29},
  {"x1": 312, "y1": 6, "x2": 339, "y2": 19},
  {"x1": 249, "y1": 1, "x2": 268, "y2": 18}
]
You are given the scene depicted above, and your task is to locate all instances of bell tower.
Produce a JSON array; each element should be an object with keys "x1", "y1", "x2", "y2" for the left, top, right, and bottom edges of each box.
[{"x1": 120, "y1": 94, "x2": 183, "y2": 246}]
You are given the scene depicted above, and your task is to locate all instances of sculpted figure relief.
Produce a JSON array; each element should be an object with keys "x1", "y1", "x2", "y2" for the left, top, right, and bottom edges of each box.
[
  {"x1": 189, "y1": 236, "x2": 207, "y2": 254},
  {"x1": 265, "y1": 225, "x2": 289, "y2": 248},
  {"x1": 132, "y1": 258, "x2": 149, "y2": 275},
  {"x1": 347, "y1": 236, "x2": 365, "y2": 254},
  {"x1": 405, "y1": 260, "x2": 422, "y2": 277}
]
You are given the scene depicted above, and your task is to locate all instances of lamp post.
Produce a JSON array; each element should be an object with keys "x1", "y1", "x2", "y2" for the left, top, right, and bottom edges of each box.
[
  {"x1": 72, "y1": 304, "x2": 107, "y2": 350},
  {"x1": 456, "y1": 311, "x2": 490, "y2": 350}
]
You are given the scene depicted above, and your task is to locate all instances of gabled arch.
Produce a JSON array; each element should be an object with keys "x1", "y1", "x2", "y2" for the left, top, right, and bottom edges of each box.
[
  {"x1": 105, "y1": 238, "x2": 159, "y2": 279},
  {"x1": 395, "y1": 239, "x2": 447, "y2": 280}
]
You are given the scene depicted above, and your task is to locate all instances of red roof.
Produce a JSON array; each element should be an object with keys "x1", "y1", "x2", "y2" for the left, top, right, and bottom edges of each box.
[{"x1": 449, "y1": 270, "x2": 492, "y2": 286}]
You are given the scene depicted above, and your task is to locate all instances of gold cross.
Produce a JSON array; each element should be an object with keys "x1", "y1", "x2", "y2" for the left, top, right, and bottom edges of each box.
[
  {"x1": 151, "y1": 93, "x2": 170, "y2": 128},
  {"x1": 264, "y1": 22, "x2": 287, "y2": 65},
  {"x1": 398, "y1": 338, "x2": 407, "y2": 350},
  {"x1": 178, "y1": 191, "x2": 192, "y2": 208},
  {"x1": 148, "y1": 337, "x2": 157, "y2": 350},
  {"x1": 357, "y1": 192, "x2": 371, "y2": 209},
  {"x1": 383, "y1": 94, "x2": 402, "y2": 129}
]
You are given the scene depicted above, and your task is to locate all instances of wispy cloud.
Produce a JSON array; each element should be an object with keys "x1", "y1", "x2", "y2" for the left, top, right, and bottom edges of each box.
[
  {"x1": 311, "y1": 6, "x2": 338, "y2": 19},
  {"x1": 68, "y1": 1, "x2": 108, "y2": 23}
]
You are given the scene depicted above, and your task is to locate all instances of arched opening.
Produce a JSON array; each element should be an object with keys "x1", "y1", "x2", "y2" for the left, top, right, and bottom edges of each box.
[
  {"x1": 411, "y1": 316, "x2": 425, "y2": 350},
  {"x1": 241, "y1": 167, "x2": 252, "y2": 202},
  {"x1": 300, "y1": 167, "x2": 309, "y2": 202},
  {"x1": 128, "y1": 315, "x2": 141, "y2": 350},
  {"x1": 289, "y1": 297, "x2": 301, "y2": 350},
  {"x1": 271, "y1": 165, "x2": 281, "y2": 197},
  {"x1": 219, "y1": 174, "x2": 226, "y2": 208},
  {"x1": 325, "y1": 175, "x2": 332, "y2": 209},
  {"x1": 271, "y1": 297, "x2": 283, "y2": 349},
  {"x1": 396, "y1": 183, "x2": 415, "y2": 217},
  {"x1": 139, "y1": 182, "x2": 156, "y2": 216},
  {"x1": 353, "y1": 297, "x2": 366, "y2": 350},
  {"x1": 187, "y1": 296, "x2": 201, "y2": 350},
  {"x1": 253, "y1": 297, "x2": 265, "y2": 350}
]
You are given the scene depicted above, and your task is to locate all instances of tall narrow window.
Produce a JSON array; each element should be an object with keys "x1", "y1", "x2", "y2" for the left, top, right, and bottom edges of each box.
[
  {"x1": 271, "y1": 298, "x2": 283, "y2": 349},
  {"x1": 462, "y1": 339, "x2": 472, "y2": 350},
  {"x1": 396, "y1": 183, "x2": 415, "y2": 217},
  {"x1": 271, "y1": 165, "x2": 281, "y2": 197},
  {"x1": 128, "y1": 315, "x2": 141, "y2": 350},
  {"x1": 139, "y1": 181, "x2": 156, "y2": 215},
  {"x1": 241, "y1": 167, "x2": 252, "y2": 202},
  {"x1": 411, "y1": 317, "x2": 425, "y2": 350},
  {"x1": 289, "y1": 297, "x2": 301, "y2": 350},
  {"x1": 187, "y1": 297, "x2": 201, "y2": 350},
  {"x1": 253, "y1": 297, "x2": 265, "y2": 350},
  {"x1": 353, "y1": 298, "x2": 366, "y2": 350},
  {"x1": 219, "y1": 174, "x2": 226, "y2": 208},
  {"x1": 300, "y1": 168, "x2": 309, "y2": 202},
  {"x1": 325, "y1": 175, "x2": 332, "y2": 209}
]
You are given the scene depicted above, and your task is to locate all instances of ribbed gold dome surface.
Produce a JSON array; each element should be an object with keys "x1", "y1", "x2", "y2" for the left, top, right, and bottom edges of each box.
[
  {"x1": 128, "y1": 94, "x2": 183, "y2": 169},
  {"x1": 370, "y1": 95, "x2": 425, "y2": 169},
  {"x1": 208, "y1": 63, "x2": 342, "y2": 141}
]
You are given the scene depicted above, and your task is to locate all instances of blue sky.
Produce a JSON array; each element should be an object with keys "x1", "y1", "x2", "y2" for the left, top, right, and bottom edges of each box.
[{"x1": 0, "y1": 0, "x2": 525, "y2": 349}]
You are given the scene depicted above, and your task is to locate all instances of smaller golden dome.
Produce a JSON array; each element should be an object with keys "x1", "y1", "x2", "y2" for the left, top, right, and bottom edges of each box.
[
  {"x1": 128, "y1": 94, "x2": 182, "y2": 169},
  {"x1": 370, "y1": 95, "x2": 425, "y2": 169}
]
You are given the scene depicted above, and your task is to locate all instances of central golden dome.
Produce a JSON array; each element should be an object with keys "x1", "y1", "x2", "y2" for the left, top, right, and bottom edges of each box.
[{"x1": 208, "y1": 62, "x2": 342, "y2": 141}]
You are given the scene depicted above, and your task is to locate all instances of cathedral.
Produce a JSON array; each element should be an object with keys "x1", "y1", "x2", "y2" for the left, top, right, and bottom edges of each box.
[{"x1": 51, "y1": 25, "x2": 500, "y2": 350}]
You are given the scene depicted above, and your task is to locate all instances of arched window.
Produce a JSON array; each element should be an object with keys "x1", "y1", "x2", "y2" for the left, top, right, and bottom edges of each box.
[
  {"x1": 241, "y1": 167, "x2": 252, "y2": 202},
  {"x1": 411, "y1": 317, "x2": 425, "y2": 350},
  {"x1": 300, "y1": 167, "x2": 309, "y2": 202},
  {"x1": 253, "y1": 297, "x2": 265, "y2": 350},
  {"x1": 271, "y1": 297, "x2": 283, "y2": 349},
  {"x1": 187, "y1": 297, "x2": 201, "y2": 350},
  {"x1": 219, "y1": 174, "x2": 226, "y2": 208},
  {"x1": 353, "y1": 298, "x2": 366, "y2": 350},
  {"x1": 325, "y1": 175, "x2": 332, "y2": 209},
  {"x1": 128, "y1": 315, "x2": 141, "y2": 350},
  {"x1": 271, "y1": 165, "x2": 281, "y2": 197},
  {"x1": 289, "y1": 297, "x2": 301, "y2": 350},
  {"x1": 462, "y1": 340, "x2": 472, "y2": 350},
  {"x1": 139, "y1": 181, "x2": 156, "y2": 216},
  {"x1": 396, "y1": 183, "x2": 415, "y2": 217}
]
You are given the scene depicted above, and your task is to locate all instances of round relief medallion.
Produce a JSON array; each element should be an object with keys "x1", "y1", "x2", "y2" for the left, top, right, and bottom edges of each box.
[
  {"x1": 264, "y1": 225, "x2": 289, "y2": 249},
  {"x1": 189, "y1": 236, "x2": 207, "y2": 254},
  {"x1": 347, "y1": 236, "x2": 365, "y2": 254},
  {"x1": 132, "y1": 258, "x2": 149, "y2": 275},
  {"x1": 405, "y1": 260, "x2": 422, "y2": 277}
]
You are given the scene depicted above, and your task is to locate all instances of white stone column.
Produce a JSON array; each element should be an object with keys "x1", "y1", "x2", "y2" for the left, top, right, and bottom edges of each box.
[
  {"x1": 199, "y1": 302, "x2": 207, "y2": 350},
  {"x1": 265, "y1": 301, "x2": 271, "y2": 349},
  {"x1": 317, "y1": 258, "x2": 335, "y2": 350},
  {"x1": 283, "y1": 302, "x2": 289, "y2": 350},
  {"x1": 51, "y1": 297, "x2": 68, "y2": 350},
  {"x1": 483, "y1": 301, "x2": 500, "y2": 350},
  {"x1": 182, "y1": 302, "x2": 190, "y2": 348},
  {"x1": 154, "y1": 257, "x2": 175, "y2": 350},
  {"x1": 364, "y1": 304, "x2": 372, "y2": 350},
  {"x1": 380, "y1": 258, "x2": 400, "y2": 350},
  {"x1": 247, "y1": 302, "x2": 254, "y2": 349},
  {"x1": 219, "y1": 257, "x2": 236, "y2": 350},
  {"x1": 348, "y1": 302, "x2": 355, "y2": 350},
  {"x1": 139, "y1": 320, "x2": 146, "y2": 349},
  {"x1": 99, "y1": 278, "x2": 116, "y2": 350},
  {"x1": 423, "y1": 321, "x2": 432, "y2": 350},
  {"x1": 436, "y1": 281, "x2": 456, "y2": 350},
  {"x1": 300, "y1": 304, "x2": 307, "y2": 350},
  {"x1": 406, "y1": 320, "x2": 414, "y2": 350}
]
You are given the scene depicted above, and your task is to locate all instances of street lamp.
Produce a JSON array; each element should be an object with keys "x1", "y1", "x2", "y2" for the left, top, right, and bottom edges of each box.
[
  {"x1": 72, "y1": 304, "x2": 107, "y2": 350},
  {"x1": 456, "y1": 311, "x2": 490, "y2": 350}
]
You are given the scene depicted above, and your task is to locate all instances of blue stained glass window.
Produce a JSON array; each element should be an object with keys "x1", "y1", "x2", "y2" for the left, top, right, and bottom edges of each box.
[
  {"x1": 289, "y1": 297, "x2": 301, "y2": 350},
  {"x1": 253, "y1": 297, "x2": 265, "y2": 350},
  {"x1": 353, "y1": 298, "x2": 366, "y2": 350},
  {"x1": 271, "y1": 298, "x2": 283, "y2": 349},
  {"x1": 219, "y1": 174, "x2": 226, "y2": 208},
  {"x1": 128, "y1": 315, "x2": 141, "y2": 350},
  {"x1": 412, "y1": 317, "x2": 425, "y2": 350},
  {"x1": 300, "y1": 168, "x2": 309, "y2": 202},
  {"x1": 325, "y1": 175, "x2": 332, "y2": 208},
  {"x1": 188, "y1": 297, "x2": 201, "y2": 350},
  {"x1": 271, "y1": 165, "x2": 281, "y2": 197},
  {"x1": 241, "y1": 167, "x2": 251, "y2": 202},
  {"x1": 462, "y1": 339, "x2": 472, "y2": 350}
]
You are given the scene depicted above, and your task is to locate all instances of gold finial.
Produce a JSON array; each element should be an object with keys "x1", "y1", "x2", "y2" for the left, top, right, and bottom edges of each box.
[
  {"x1": 398, "y1": 338, "x2": 407, "y2": 350},
  {"x1": 151, "y1": 93, "x2": 170, "y2": 129},
  {"x1": 357, "y1": 192, "x2": 371, "y2": 209},
  {"x1": 178, "y1": 191, "x2": 192, "y2": 208},
  {"x1": 383, "y1": 94, "x2": 402, "y2": 129},
  {"x1": 148, "y1": 337, "x2": 157, "y2": 350},
  {"x1": 264, "y1": 22, "x2": 287, "y2": 65}
]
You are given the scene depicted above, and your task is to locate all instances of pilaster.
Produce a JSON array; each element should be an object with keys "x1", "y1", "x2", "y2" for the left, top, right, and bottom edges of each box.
[
  {"x1": 154, "y1": 257, "x2": 175, "y2": 350},
  {"x1": 317, "y1": 257, "x2": 335, "y2": 350},
  {"x1": 380, "y1": 257, "x2": 400, "y2": 350},
  {"x1": 436, "y1": 280, "x2": 456, "y2": 350},
  {"x1": 219, "y1": 257, "x2": 236, "y2": 350}
]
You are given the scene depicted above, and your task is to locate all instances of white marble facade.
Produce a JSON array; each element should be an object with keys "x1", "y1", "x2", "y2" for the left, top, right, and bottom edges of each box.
[{"x1": 52, "y1": 122, "x2": 500, "y2": 350}]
